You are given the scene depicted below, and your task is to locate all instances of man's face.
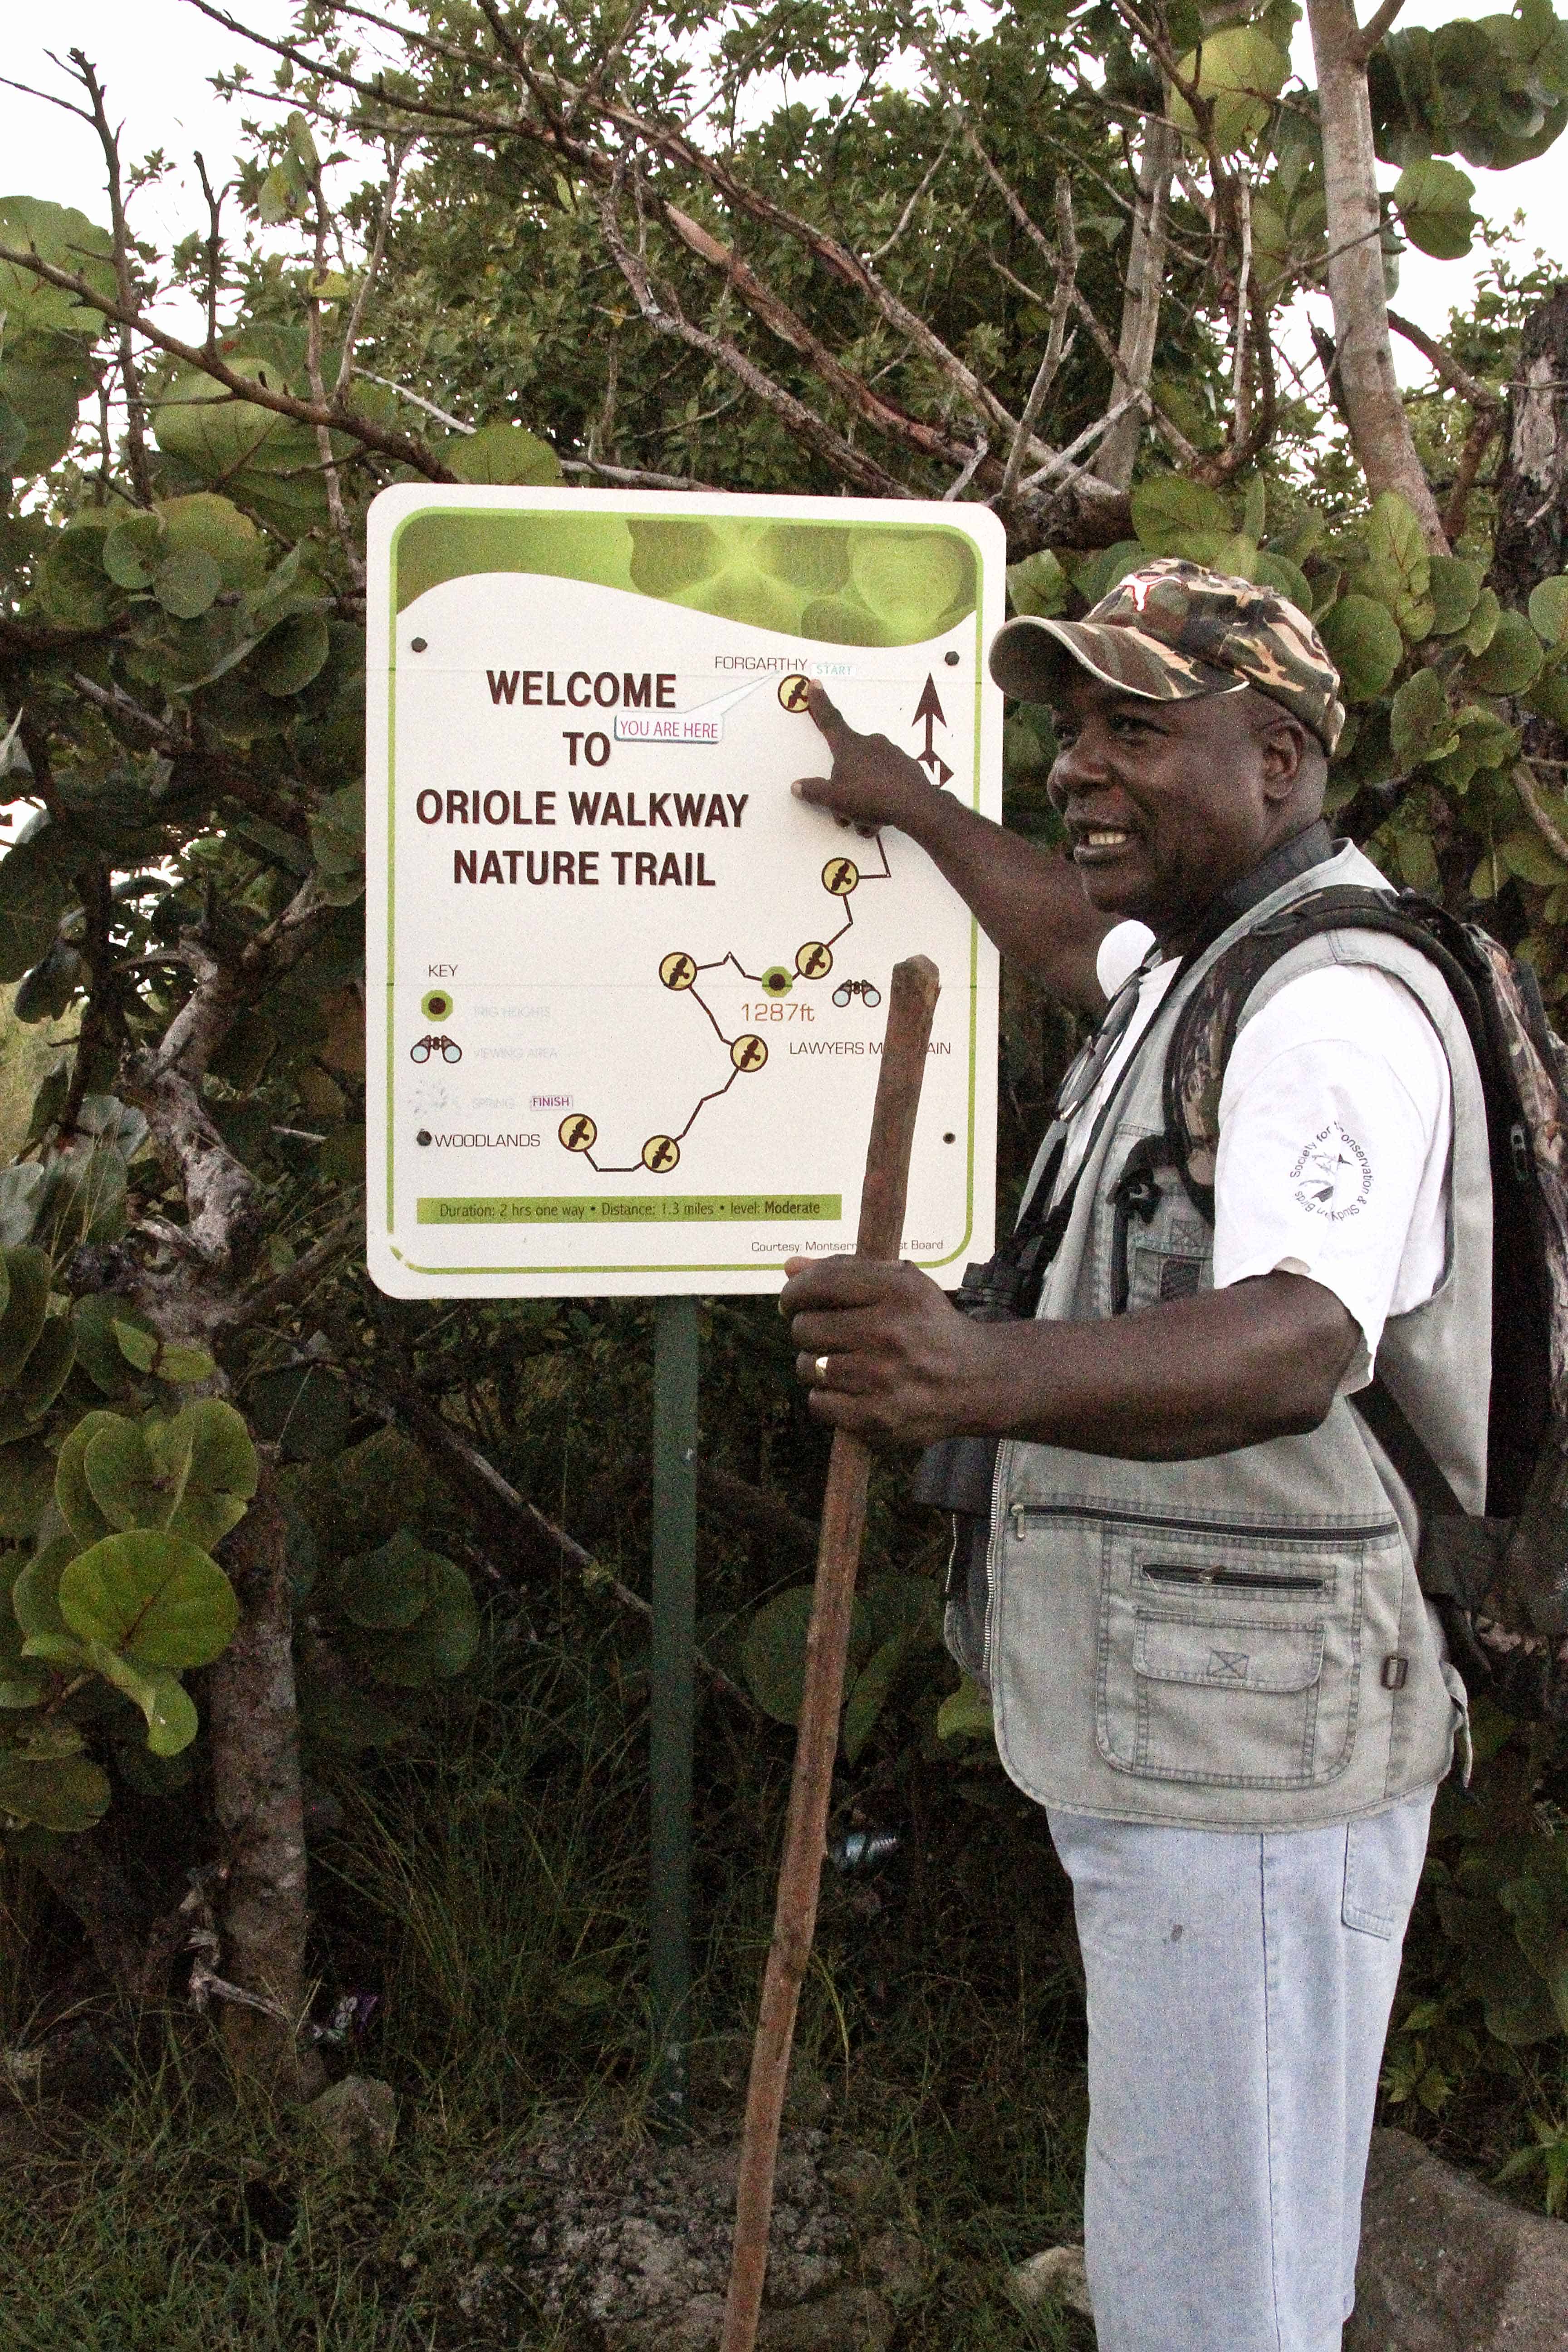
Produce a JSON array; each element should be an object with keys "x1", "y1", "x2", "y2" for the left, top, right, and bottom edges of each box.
[{"x1": 1046, "y1": 672, "x2": 1291, "y2": 941}]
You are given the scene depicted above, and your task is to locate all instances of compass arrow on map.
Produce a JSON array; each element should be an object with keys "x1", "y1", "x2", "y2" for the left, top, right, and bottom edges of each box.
[{"x1": 912, "y1": 674, "x2": 953, "y2": 786}]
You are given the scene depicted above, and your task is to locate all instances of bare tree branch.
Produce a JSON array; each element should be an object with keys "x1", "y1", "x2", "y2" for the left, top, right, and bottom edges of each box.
[
  {"x1": 1305, "y1": 0, "x2": 1448, "y2": 548},
  {"x1": 1350, "y1": 0, "x2": 1407, "y2": 65},
  {"x1": 1096, "y1": 115, "x2": 1178, "y2": 489},
  {"x1": 0, "y1": 238, "x2": 456, "y2": 481},
  {"x1": 597, "y1": 157, "x2": 912, "y2": 500},
  {"x1": 1387, "y1": 309, "x2": 1502, "y2": 414},
  {"x1": 334, "y1": 137, "x2": 411, "y2": 399},
  {"x1": 999, "y1": 179, "x2": 1079, "y2": 508},
  {"x1": 70, "y1": 51, "x2": 153, "y2": 505},
  {"x1": 1514, "y1": 761, "x2": 1568, "y2": 867}
]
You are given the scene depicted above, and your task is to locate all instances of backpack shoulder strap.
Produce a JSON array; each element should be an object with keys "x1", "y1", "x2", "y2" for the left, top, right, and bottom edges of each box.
[
  {"x1": 1156, "y1": 878, "x2": 1555, "y2": 1521},
  {"x1": 1162, "y1": 883, "x2": 1489, "y2": 1220}
]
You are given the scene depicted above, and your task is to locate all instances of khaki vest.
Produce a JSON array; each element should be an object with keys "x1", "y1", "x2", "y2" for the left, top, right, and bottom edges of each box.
[{"x1": 971, "y1": 843, "x2": 1485, "y2": 1829}]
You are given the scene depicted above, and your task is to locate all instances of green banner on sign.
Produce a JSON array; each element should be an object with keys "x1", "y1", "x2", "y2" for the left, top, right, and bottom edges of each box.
[{"x1": 417, "y1": 1194, "x2": 842, "y2": 1225}]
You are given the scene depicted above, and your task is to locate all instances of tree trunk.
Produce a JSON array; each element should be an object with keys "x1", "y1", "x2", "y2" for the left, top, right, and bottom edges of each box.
[
  {"x1": 1493, "y1": 281, "x2": 1568, "y2": 604},
  {"x1": 1094, "y1": 117, "x2": 1178, "y2": 490},
  {"x1": 1305, "y1": 0, "x2": 1449, "y2": 550},
  {"x1": 1494, "y1": 281, "x2": 1568, "y2": 773},
  {"x1": 208, "y1": 1450, "x2": 320, "y2": 2096}
]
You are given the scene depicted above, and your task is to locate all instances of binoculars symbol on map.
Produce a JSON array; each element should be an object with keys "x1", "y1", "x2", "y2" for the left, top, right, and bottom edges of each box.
[
  {"x1": 831, "y1": 978, "x2": 882, "y2": 1009},
  {"x1": 410, "y1": 1034, "x2": 463, "y2": 1063}
]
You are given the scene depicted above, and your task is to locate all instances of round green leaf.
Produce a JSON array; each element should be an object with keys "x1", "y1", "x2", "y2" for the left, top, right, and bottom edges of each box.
[
  {"x1": 0, "y1": 1443, "x2": 56, "y2": 1541},
  {"x1": 72, "y1": 1297, "x2": 155, "y2": 1399},
  {"x1": 1318, "y1": 594, "x2": 1404, "y2": 704},
  {"x1": 1466, "y1": 609, "x2": 1545, "y2": 696},
  {"x1": 0, "y1": 1248, "x2": 51, "y2": 1390},
  {"x1": 1391, "y1": 667, "x2": 1459, "y2": 769},
  {"x1": 333, "y1": 1527, "x2": 439, "y2": 1631},
  {"x1": 1500, "y1": 825, "x2": 1568, "y2": 887},
  {"x1": 54, "y1": 1412, "x2": 124, "y2": 1546},
  {"x1": 14, "y1": 941, "x2": 83, "y2": 1025},
  {"x1": 347, "y1": 1555, "x2": 479, "y2": 1686},
  {"x1": 1130, "y1": 475, "x2": 1233, "y2": 554},
  {"x1": 152, "y1": 371, "x2": 308, "y2": 487},
  {"x1": 153, "y1": 548, "x2": 224, "y2": 620},
  {"x1": 1529, "y1": 577, "x2": 1568, "y2": 650},
  {"x1": 1462, "y1": 587, "x2": 1502, "y2": 657},
  {"x1": 843, "y1": 1632, "x2": 909, "y2": 1764},
  {"x1": 1428, "y1": 556, "x2": 1485, "y2": 637},
  {"x1": 58, "y1": 1528, "x2": 239, "y2": 1668},
  {"x1": 1006, "y1": 549, "x2": 1069, "y2": 619},
  {"x1": 87, "y1": 1643, "x2": 200, "y2": 1756},
  {"x1": 1170, "y1": 24, "x2": 1290, "y2": 150},
  {"x1": 85, "y1": 1414, "x2": 188, "y2": 1533},
  {"x1": 13, "y1": 1313, "x2": 75, "y2": 1423},
  {"x1": 741, "y1": 1585, "x2": 872, "y2": 1725},
  {"x1": 0, "y1": 817, "x2": 83, "y2": 985},
  {"x1": 1528, "y1": 670, "x2": 1568, "y2": 728},
  {"x1": 1392, "y1": 157, "x2": 1477, "y2": 258},
  {"x1": 160, "y1": 1399, "x2": 257, "y2": 1548},
  {"x1": 1253, "y1": 551, "x2": 1313, "y2": 612},
  {"x1": 12, "y1": 1533, "x2": 78, "y2": 1642},
  {"x1": 244, "y1": 1362, "x2": 352, "y2": 1462},
  {"x1": 254, "y1": 611, "x2": 330, "y2": 698},
  {"x1": 936, "y1": 1675, "x2": 995, "y2": 1744},
  {"x1": 1362, "y1": 492, "x2": 1434, "y2": 640},
  {"x1": 0, "y1": 1751, "x2": 110, "y2": 1833},
  {"x1": 102, "y1": 511, "x2": 167, "y2": 591},
  {"x1": 445, "y1": 423, "x2": 562, "y2": 486}
]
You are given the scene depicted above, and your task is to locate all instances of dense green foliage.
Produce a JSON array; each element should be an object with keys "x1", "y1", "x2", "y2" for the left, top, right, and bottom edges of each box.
[{"x1": 0, "y1": 0, "x2": 1565, "y2": 2199}]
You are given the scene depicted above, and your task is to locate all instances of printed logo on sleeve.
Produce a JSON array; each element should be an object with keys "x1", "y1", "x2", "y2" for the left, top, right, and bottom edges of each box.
[{"x1": 1290, "y1": 1122, "x2": 1372, "y2": 1221}]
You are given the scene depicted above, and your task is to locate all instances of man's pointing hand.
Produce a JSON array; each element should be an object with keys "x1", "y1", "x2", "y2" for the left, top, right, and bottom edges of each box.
[{"x1": 790, "y1": 681, "x2": 937, "y2": 836}]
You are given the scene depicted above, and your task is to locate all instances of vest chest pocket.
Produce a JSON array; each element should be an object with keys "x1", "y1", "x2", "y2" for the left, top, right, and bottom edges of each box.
[
  {"x1": 1092, "y1": 1519, "x2": 1383, "y2": 1791},
  {"x1": 1106, "y1": 1142, "x2": 1214, "y2": 1317}
]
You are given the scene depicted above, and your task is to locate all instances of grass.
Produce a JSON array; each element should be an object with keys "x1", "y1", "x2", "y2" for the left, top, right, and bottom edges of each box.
[{"x1": 0, "y1": 1620, "x2": 1098, "y2": 2350}]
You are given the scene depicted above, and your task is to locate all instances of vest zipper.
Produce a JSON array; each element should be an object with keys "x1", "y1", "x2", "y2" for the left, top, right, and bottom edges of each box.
[
  {"x1": 1141, "y1": 1563, "x2": 1327, "y2": 1592},
  {"x1": 1008, "y1": 1500, "x2": 1398, "y2": 1543}
]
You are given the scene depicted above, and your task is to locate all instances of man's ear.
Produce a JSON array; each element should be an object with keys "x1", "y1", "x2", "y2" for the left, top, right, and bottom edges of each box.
[{"x1": 1258, "y1": 713, "x2": 1313, "y2": 804}]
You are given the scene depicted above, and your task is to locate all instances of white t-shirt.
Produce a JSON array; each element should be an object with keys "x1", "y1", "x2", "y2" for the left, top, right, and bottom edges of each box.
[{"x1": 1076, "y1": 919, "x2": 1452, "y2": 1380}]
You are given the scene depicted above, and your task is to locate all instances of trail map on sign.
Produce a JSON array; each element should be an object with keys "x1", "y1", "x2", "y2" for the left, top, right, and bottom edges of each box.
[{"x1": 366, "y1": 489, "x2": 1002, "y2": 1298}]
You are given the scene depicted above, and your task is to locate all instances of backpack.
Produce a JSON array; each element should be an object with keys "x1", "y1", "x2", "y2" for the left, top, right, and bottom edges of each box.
[{"x1": 1135, "y1": 883, "x2": 1568, "y2": 1723}]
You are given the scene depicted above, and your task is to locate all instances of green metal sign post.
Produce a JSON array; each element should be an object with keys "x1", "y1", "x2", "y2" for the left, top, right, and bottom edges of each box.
[{"x1": 650, "y1": 1293, "x2": 699, "y2": 2133}]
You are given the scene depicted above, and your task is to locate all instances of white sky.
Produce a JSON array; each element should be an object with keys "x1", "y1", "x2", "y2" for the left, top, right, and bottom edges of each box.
[{"x1": 0, "y1": 0, "x2": 1563, "y2": 407}]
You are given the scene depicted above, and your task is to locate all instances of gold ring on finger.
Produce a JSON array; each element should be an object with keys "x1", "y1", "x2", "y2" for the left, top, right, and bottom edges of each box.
[{"x1": 813, "y1": 1354, "x2": 831, "y2": 1383}]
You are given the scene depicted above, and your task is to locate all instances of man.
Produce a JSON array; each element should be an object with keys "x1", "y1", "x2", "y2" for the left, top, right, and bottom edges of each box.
[{"x1": 780, "y1": 559, "x2": 1479, "y2": 2352}]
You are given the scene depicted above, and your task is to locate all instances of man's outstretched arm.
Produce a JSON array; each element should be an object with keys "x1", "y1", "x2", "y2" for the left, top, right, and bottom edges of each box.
[
  {"x1": 792, "y1": 683, "x2": 1112, "y2": 1013},
  {"x1": 780, "y1": 1256, "x2": 1361, "y2": 1459}
]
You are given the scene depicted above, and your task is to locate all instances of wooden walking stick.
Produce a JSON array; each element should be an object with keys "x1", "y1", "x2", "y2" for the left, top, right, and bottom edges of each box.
[{"x1": 720, "y1": 952, "x2": 941, "y2": 2352}]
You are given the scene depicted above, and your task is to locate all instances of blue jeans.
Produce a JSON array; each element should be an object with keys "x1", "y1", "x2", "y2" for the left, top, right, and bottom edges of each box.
[{"x1": 1049, "y1": 1790, "x2": 1433, "y2": 2352}]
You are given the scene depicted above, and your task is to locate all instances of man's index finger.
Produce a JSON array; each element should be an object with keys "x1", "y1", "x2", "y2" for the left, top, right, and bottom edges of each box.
[{"x1": 804, "y1": 680, "x2": 853, "y2": 750}]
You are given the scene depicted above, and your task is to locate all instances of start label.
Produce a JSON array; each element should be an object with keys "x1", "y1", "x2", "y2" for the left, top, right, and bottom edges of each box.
[{"x1": 366, "y1": 487, "x2": 1002, "y2": 1297}]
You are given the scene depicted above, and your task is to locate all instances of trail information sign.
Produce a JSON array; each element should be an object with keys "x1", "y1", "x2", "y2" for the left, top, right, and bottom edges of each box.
[{"x1": 366, "y1": 488, "x2": 1002, "y2": 1297}]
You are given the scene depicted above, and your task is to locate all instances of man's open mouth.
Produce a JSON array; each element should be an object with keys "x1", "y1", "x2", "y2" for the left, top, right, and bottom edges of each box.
[{"x1": 1070, "y1": 824, "x2": 1140, "y2": 862}]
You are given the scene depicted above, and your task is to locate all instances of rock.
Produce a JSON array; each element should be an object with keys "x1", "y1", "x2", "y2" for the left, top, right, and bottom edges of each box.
[
  {"x1": 860, "y1": 2229, "x2": 923, "y2": 2304},
  {"x1": 298, "y1": 2073, "x2": 397, "y2": 2160},
  {"x1": 1009, "y1": 2243, "x2": 1094, "y2": 2318},
  {"x1": 481, "y1": 2113, "x2": 911, "y2": 2348},
  {"x1": 1348, "y1": 2127, "x2": 1568, "y2": 2350}
]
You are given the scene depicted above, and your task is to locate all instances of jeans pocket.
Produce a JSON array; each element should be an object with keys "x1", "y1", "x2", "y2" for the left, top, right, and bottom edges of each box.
[{"x1": 1342, "y1": 1818, "x2": 1397, "y2": 1938}]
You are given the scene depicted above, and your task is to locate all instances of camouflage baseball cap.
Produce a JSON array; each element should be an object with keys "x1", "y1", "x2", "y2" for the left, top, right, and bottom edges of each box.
[{"x1": 989, "y1": 556, "x2": 1345, "y2": 754}]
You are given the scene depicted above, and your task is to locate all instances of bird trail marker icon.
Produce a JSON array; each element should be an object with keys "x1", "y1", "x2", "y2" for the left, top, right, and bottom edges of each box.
[{"x1": 912, "y1": 675, "x2": 953, "y2": 786}]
